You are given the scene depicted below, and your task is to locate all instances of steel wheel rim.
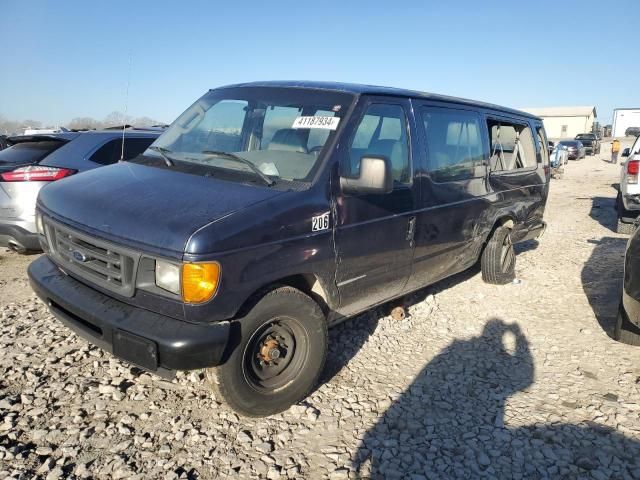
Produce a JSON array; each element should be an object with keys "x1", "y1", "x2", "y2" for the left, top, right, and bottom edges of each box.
[{"x1": 243, "y1": 317, "x2": 309, "y2": 393}]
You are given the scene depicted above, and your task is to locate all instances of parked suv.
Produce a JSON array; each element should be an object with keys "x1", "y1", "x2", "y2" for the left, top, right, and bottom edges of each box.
[
  {"x1": 28, "y1": 82, "x2": 549, "y2": 416},
  {"x1": 575, "y1": 133, "x2": 600, "y2": 155},
  {"x1": 0, "y1": 129, "x2": 161, "y2": 252},
  {"x1": 617, "y1": 135, "x2": 640, "y2": 233}
]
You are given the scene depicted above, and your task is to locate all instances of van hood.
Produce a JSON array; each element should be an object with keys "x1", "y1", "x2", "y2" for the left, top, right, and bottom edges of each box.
[{"x1": 37, "y1": 162, "x2": 285, "y2": 257}]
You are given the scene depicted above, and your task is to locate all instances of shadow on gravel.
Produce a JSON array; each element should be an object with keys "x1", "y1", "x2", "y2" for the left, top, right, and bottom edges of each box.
[
  {"x1": 354, "y1": 318, "x2": 640, "y2": 478},
  {"x1": 513, "y1": 239, "x2": 539, "y2": 255},
  {"x1": 589, "y1": 196, "x2": 618, "y2": 233},
  {"x1": 581, "y1": 237, "x2": 627, "y2": 337}
]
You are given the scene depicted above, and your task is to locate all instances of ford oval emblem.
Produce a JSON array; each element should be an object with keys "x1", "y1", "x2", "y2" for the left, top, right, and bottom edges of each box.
[{"x1": 72, "y1": 250, "x2": 88, "y2": 262}]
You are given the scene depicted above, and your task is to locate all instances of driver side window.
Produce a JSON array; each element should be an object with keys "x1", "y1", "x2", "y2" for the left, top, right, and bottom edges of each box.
[{"x1": 347, "y1": 103, "x2": 410, "y2": 184}]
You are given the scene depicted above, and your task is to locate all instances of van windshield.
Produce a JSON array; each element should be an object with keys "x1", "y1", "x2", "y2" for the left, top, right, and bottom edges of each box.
[{"x1": 144, "y1": 87, "x2": 355, "y2": 185}]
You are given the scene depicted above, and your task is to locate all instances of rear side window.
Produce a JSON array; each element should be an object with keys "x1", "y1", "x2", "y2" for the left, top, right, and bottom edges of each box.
[
  {"x1": 536, "y1": 127, "x2": 549, "y2": 166},
  {"x1": 488, "y1": 120, "x2": 537, "y2": 172},
  {"x1": 420, "y1": 107, "x2": 485, "y2": 182},
  {"x1": 0, "y1": 140, "x2": 66, "y2": 166},
  {"x1": 90, "y1": 138, "x2": 156, "y2": 165}
]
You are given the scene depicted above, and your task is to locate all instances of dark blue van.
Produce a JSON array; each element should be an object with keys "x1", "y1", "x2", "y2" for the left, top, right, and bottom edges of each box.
[{"x1": 28, "y1": 81, "x2": 549, "y2": 416}]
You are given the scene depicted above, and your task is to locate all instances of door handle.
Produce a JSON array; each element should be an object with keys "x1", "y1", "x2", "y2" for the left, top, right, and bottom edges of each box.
[{"x1": 406, "y1": 216, "x2": 416, "y2": 242}]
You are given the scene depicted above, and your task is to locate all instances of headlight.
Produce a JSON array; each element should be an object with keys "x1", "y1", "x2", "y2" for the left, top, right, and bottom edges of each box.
[
  {"x1": 181, "y1": 262, "x2": 221, "y2": 304},
  {"x1": 155, "y1": 260, "x2": 181, "y2": 294},
  {"x1": 35, "y1": 213, "x2": 44, "y2": 236}
]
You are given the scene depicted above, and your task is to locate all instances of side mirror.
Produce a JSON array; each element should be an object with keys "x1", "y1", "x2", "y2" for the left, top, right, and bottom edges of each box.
[
  {"x1": 340, "y1": 156, "x2": 393, "y2": 195},
  {"x1": 622, "y1": 148, "x2": 631, "y2": 158}
]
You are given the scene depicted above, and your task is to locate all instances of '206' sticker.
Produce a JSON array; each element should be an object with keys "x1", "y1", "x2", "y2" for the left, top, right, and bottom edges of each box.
[{"x1": 312, "y1": 212, "x2": 330, "y2": 232}]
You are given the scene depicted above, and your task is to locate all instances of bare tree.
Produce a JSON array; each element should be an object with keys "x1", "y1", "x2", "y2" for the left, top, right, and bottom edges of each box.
[
  {"x1": 0, "y1": 112, "x2": 166, "y2": 136},
  {"x1": 132, "y1": 116, "x2": 162, "y2": 127},
  {"x1": 0, "y1": 115, "x2": 22, "y2": 135},
  {"x1": 67, "y1": 117, "x2": 102, "y2": 130},
  {"x1": 103, "y1": 111, "x2": 133, "y2": 127},
  {"x1": 22, "y1": 119, "x2": 43, "y2": 129}
]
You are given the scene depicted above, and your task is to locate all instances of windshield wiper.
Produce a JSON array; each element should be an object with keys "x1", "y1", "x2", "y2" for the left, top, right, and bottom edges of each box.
[
  {"x1": 149, "y1": 146, "x2": 175, "y2": 167},
  {"x1": 201, "y1": 150, "x2": 275, "y2": 186}
]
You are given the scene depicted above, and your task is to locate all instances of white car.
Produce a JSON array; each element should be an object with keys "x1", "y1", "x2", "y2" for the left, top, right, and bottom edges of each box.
[{"x1": 617, "y1": 136, "x2": 640, "y2": 233}]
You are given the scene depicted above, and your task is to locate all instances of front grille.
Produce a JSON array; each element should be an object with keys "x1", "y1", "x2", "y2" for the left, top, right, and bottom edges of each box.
[{"x1": 44, "y1": 218, "x2": 140, "y2": 297}]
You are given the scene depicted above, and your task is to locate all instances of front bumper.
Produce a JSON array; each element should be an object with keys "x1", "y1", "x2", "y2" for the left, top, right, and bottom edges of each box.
[{"x1": 28, "y1": 256, "x2": 231, "y2": 375}]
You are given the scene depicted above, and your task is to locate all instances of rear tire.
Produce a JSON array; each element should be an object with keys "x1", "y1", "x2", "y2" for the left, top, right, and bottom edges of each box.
[
  {"x1": 614, "y1": 304, "x2": 640, "y2": 345},
  {"x1": 206, "y1": 286, "x2": 327, "y2": 417},
  {"x1": 481, "y1": 226, "x2": 516, "y2": 285},
  {"x1": 616, "y1": 194, "x2": 636, "y2": 234}
]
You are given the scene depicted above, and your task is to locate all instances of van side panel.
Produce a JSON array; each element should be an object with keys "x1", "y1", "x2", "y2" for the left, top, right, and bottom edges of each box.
[
  {"x1": 405, "y1": 105, "x2": 548, "y2": 294},
  {"x1": 182, "y1": 182, "x2": 340, "y2": 323},
  {"x1": 406, "y1": 101, "x2": 492, "y2": 291},
  {"x1": 332, "y1": 96, "x2": 419, "y2": 317},
  {"x1": 181, "y1": 105, "x2": 548, "y2": 324},
  {"x1": 484, "y1": 115, "x2": 548, "y2": 243}
]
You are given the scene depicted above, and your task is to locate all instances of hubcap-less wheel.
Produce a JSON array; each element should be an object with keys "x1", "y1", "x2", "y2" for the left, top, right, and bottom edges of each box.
[
  {"x1": 243, "y1": 318, "x2": 308, "y2": 392},
  {"x1": 207, "y1": 287, "x2": 327, "y2": 417}
]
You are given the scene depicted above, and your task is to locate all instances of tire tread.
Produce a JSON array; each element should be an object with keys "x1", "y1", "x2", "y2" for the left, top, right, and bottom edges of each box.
[{"x1": 481, "y1": 226, "x2": 516, "y2": 285}]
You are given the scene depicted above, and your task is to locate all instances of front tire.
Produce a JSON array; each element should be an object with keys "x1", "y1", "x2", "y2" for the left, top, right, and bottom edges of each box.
[
  {"x1": 207, "y1": 286, "x2": 327, "y2": 417},
  {"x1": 481, "y1": 226, "x2": 516, "y2": 285}
]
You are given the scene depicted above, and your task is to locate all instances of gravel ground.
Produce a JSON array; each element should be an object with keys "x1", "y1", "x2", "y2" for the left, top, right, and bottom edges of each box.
[{"x1": 2, "y1": 139, "x2": 640, "y2": 479}]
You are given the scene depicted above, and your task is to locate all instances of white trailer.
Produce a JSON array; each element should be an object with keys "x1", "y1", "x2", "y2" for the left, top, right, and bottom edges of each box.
[{"x1": 612, "y1": 108, "x2": 640, "y2": 138}]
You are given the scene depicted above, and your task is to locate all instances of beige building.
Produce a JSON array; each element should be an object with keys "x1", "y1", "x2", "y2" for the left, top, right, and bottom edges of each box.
[{"x1": 520, "y1": 106, "x2": 597, "y2": 139}]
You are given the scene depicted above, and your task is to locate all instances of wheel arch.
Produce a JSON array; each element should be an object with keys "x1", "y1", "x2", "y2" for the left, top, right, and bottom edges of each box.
[
  {"x1": 476, "y1": 214, "x2": 516, "y2": 262},
  {"x1": 484, "y1": 214, "x2": 516, "y2": 244},
  {"x1": 233, "y1": 273, "x2": 333, "y2": 321}
]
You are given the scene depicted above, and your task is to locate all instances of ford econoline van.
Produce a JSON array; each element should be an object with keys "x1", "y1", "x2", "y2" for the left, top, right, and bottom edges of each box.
[{"x1": 28, "y1": 81, "x2": 549, "y2": 416}]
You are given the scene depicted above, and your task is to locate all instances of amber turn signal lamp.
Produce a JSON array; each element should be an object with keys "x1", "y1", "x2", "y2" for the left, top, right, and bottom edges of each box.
[{"x1": 181, "y1": 262, "x2": 221, "y2": 303}]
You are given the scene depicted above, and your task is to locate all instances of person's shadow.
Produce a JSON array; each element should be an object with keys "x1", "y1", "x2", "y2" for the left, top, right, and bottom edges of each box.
[{"x1": 354, "y1": 318, "x2": 640, "y2": 479}]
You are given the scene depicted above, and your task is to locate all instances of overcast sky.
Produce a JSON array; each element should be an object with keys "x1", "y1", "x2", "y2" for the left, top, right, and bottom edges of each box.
[{"x1": 1, "y1": 0, "x2": 636, "y2": 125}]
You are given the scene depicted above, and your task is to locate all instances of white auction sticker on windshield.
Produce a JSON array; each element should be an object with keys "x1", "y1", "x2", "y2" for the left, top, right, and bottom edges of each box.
[{"x1": 291, "y1": 116, "x2": 340, "y2": 130}]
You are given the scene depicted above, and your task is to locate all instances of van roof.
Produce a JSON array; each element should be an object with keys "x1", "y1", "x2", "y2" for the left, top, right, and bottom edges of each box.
[{"x1": 220, "y1": 80, "x2": 540, "y2": 120}]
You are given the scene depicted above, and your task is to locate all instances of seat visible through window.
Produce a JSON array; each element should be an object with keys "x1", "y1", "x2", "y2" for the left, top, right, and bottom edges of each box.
[
  {"x1": 267, "y1": 129, "x2": 308, "y2": 153},
  {"x1": 348, "y1": 103, "x2": 410, "y2": 184}
]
